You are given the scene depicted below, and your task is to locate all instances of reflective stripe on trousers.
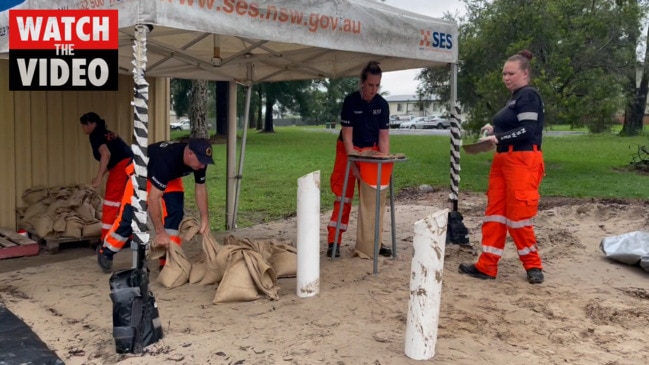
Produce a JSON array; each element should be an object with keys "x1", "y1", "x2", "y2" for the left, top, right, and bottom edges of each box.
[
  {"x1": 475, "y1": 149, "x2": 545, "y2": 276},
  {"x1": 103, "y1": 162, "x2": 185, "y2": 253},
  {"x1": 101, "y1": 158, "x2": 131, "y2": 241},
  {"x1": 327, "y1": 140, "x2": 357, "y2": 244}
]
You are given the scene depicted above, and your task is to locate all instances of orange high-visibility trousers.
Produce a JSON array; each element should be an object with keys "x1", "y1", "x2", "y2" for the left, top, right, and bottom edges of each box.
[
  {"x1": 101, "y1": 158, "x2": 131, "y2": 240},
  {"x1": 327, "y1": 140, "x2": 357, "y2": 244},
  {"x1": 103, "y1": 163, "x2": 184, "y2": 254},
  {"x1": 327, "y1": 141, "x2": 385, "y2": 244},
  {"x1": 475, "y1": 148, "x2": 545, "y2": 277}
]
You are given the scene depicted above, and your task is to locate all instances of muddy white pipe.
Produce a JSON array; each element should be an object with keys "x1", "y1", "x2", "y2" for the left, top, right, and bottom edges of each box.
[
  {"x1": 404, "y1": 209, "x2": 449, "y2": 360},
  {"x1": 296, "y1": 171, "x2": 321, "y2": 298}
]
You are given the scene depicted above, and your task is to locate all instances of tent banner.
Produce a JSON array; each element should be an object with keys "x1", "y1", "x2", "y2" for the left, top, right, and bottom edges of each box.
[{"x1": 1, "y1": 0, "x2": 458, "y2": 64}]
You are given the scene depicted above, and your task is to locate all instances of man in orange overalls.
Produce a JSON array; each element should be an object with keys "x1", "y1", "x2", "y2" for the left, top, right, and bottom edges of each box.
[{"x1": 96, "y1": 138, "x2": 214, "y2": 272}]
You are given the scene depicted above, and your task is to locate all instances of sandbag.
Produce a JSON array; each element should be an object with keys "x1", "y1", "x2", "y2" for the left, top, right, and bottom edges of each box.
[
  {"x1": 33, "y1": 215, "x2": 54, "y2": 238},
  {"x1": 83, "y1": 221, "x2": 102, "y2": 237},
  {"x1": 188, "y1": 257, "x2": 207, "y2": 284},
  {"x1": 354, "y1": 180, "x2": 388, "y2": 259},
  {"x1": 198, "y1": 232, "x2": 223, "y2": 285},
  {"x1": 242, "y1": 250, "x2": 279, "y2": 300},
  {"x1": 52, "y1": 215, "x2": 67, "y2": 233},
  {"x1": 179, "y1": 217, "x2": 201, "y2": 242},
  {"x1": 21, "y1": 186, "x2": 49, "y2": 205},
  {"x1": 75, "y1": 203, "x2": 96, "y2": 222},
  {"x1": 268, "y1": 243, "x2": 297, "y2": 278},
  {"x1": 157, "y1": 243, "x2": 192, "y2": 289},
  {"x1": 213, "y1": 249, "x2": 260, "y2": 303},
  {"x1": 22, "y1": 201, "x2": 48, "y2": 221},
  {"x1": 64, "y1": 216, "x2": 84, "y2": 238}
]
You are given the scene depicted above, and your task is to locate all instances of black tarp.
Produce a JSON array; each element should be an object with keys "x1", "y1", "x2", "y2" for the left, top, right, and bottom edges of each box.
[{"x1": 0, "y1": 304, "x2": 64, "y2": 365}]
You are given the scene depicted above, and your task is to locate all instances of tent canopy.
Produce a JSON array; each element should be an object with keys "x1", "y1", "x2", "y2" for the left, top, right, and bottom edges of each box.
[
  {"x1": 1, "y1": 0, "x2": 458, "y2": 82},
  {"x1": 0, "y1": 0, "x2": 460, "y2": 231}
]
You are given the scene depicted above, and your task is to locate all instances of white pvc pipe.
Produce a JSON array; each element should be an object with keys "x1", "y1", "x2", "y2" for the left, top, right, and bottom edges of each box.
[
  {"x1": 296, "y1": 171, "x2": 321, "y2": 298},
  {"x1": 404, "y1": 209, "x2": 449, "y2": 360}
]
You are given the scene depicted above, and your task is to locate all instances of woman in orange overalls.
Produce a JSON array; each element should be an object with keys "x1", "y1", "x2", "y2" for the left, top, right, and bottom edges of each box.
[
  {"x1": 80, "y1": 112, "x2": 133, "y2": 241},
  {"x1": 459, "y1": 50, "x2": 546, "y2": 284}
]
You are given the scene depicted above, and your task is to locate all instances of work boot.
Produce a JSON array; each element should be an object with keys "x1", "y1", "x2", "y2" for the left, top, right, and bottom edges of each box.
[
  {"x1": 526, "y1": 268, "x2": 544, "y2": 284},
  {"x1": 378, "y1": 245, "x2": 393, "y2": 257},
  {"x1": 458, "y1": 263, "x2": 496, "y2": 280},
  {"x1": 326, "y1": 243, "x2": 341, "y2": 258},
  {"x1": 96, "y1": 245, "x2": 113, "y2": 273}
]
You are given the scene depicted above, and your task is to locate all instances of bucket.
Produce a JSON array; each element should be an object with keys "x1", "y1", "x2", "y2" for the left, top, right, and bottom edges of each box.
[{"x1": 358, "y1": 161, "x2": 393, "y2": 189}]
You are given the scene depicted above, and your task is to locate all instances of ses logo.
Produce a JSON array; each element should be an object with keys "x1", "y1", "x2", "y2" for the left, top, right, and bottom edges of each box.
[
  {"x1": 419, "y1": 29, "x2": 453, "y2": 51},
  {"x1": 9, "y1": 10, "x2": 118, "y2": 91}
]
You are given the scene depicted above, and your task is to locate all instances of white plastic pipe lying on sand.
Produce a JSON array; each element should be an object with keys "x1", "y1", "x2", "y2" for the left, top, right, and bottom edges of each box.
[
  {"x1": 296, "y1": 171, "x2": 321, "y2": 298},
  {"x1": 404, "y1": 209, "x2": 449, "y2": 360}
]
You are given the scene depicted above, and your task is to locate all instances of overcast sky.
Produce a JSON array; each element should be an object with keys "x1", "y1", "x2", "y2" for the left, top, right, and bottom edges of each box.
[{"x1": 380, "y1": 0, "x2": 465, "y2": 96}]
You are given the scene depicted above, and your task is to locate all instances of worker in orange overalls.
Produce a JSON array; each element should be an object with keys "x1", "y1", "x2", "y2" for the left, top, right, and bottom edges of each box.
[
  {"x1": 326, "y1": 61, "x2": 392, "y2": 258},
  {"x1": 459, "y1": 49, "x2": 546, "y2": 284},
  {"x1": 80, "y1": 112, "x2": 133, "y2": 241},
  {"x1": 96, "y1": 139, "x2": 214, "y2": 272}
]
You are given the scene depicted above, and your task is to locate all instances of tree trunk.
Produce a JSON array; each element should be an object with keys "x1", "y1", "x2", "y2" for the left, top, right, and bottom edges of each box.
[
  {"x1": 188, "y1": 80, "x2": 209, "y2": 139},
  {"x1": 622, "y1": 12, "x2": 648, "y2": 136},
  {"x1": 256, "y1": 88, "x2": 263, "y2": 130},
  {"x1": 215, "y1": 81, "x2": 228, "y2": 136},
  {"x1": 263, "y1": 92, "x2": 276, "y2": 132}
]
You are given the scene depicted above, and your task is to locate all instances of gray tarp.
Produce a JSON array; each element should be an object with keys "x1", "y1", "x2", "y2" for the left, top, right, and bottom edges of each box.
[{"x1": 600, "y1": 231, "x2": 649, "y2": 272}]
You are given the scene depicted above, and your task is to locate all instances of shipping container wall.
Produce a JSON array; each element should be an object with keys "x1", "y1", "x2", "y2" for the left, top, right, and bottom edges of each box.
[{"x1": 0, "y1": 59, "x2": 170, "y2": 229}]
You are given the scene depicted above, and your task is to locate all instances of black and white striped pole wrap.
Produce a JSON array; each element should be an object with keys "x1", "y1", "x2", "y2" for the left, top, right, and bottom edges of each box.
[
  {"x1": 130, "y1": 24, "x2": 150, "y2": 268},
  {"x1": 448, "y1": 105, "x2": 462, "y2": 209},
  {"x1": 446, "y1": 105, "x2": 469, "y2": 245},
  {"x1": 446, "y1": 62, "x2": 469, "y2": 245}
]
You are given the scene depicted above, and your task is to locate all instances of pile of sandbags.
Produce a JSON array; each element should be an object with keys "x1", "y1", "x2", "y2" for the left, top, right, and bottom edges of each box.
[
  {"x1": 16, "y1": 185, "x2": 103, "y2": 239},
  {"x1": 150, "y1": 218, "x2": 297, "y2": 304}
]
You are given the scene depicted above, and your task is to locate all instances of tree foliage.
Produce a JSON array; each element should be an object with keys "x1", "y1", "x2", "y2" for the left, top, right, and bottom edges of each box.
[
  {"x1": 418, "y1": 0, "x2": 645, "y2": 133},
  {"x1": 259, "y1": 80, "x2": 313, "y2": 132}
]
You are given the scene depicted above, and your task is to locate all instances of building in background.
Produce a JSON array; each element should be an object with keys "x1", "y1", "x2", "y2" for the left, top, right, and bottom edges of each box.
[{"x1": 384, "y1": 94, "x2": 445, "y2": 118}]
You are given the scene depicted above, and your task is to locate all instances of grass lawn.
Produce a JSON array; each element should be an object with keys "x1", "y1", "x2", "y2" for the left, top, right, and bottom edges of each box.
[{"x1": 169, "y1": 127, "x2": 648, "y2": 231}]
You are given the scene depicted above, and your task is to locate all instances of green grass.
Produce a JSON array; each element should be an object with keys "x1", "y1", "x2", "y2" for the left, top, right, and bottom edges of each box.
[{"x1": 168, "y1": 127, "x2": 648, "y2": 231}]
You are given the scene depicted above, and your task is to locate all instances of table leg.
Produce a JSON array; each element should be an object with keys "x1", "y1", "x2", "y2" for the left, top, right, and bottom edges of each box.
[
  {"x1": 333, "y1": 159, "x2": 352, "y2": 260},
  {"x1": 389, "y1": 174, "x2": 396, "y2": 259},
  {"x1": 373, "y1": 162, "x2": 382, "y2": 275}
]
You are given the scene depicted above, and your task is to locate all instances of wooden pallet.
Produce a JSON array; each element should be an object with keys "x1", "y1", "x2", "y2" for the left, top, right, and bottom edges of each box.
[
  {"x1": 0, "y1": 228, "x2": 40, "y2": 260},
  {"x1": 37, "y1": 235, "x2": 102, "y2": 254}
]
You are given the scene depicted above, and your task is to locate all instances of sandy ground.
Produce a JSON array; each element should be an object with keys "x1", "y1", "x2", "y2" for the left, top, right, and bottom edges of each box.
[{"x1": 1, "y1": 190, "x2": 648, "y2": 365}]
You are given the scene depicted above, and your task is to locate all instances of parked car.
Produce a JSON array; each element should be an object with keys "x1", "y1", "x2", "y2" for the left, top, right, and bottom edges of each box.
[
  {"x1": 170, "y1": 119, "x2": 190, "y2": 131},
  {"x1": 399, "y1": 116, "x2": 427, "y2": 129},
  {"x1": 424, "y1": 115, "x2": 452, "y2": 129},
  {"x1": 390, "y1": 114, "x2": 413, "y2": 128}
]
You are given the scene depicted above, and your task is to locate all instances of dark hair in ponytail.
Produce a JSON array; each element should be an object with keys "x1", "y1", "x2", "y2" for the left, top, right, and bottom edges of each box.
[
  {"x1": 507, "y1": 50, "x2": 533, "y2": 73},
  {"x1": 80, "y1": 112, "x2": 107, "y2": 129},
  {"x1": 360, "y1": 61, "x2": 382, "y2": 82}
]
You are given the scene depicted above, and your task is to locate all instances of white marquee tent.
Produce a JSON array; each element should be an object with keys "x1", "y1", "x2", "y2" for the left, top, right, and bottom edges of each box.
[{"x1": 0, "y1": 0, "x2": 459, "y2": 237}]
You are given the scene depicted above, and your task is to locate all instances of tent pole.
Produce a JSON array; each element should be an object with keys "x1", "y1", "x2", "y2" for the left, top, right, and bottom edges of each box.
[
  {"x1": 232, "y1": 84, "x2": 252, "y2": 228},
  {"x1": 446, "y1": 62, "x2": 469, "y2": 245},
  {"x1": 225, "y1": 81, "x2": 237, "y2": 230},
  {"x1": 130, "y1": 24, "x2": 151, "y2": 269}
]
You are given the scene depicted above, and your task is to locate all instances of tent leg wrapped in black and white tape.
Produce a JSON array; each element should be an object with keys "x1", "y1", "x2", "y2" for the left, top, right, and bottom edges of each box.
[{"x1": 447, "y1": 105, "x2": 470, "y2": 245}]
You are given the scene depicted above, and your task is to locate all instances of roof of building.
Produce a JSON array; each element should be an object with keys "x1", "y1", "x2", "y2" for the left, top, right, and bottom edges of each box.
[{"x1": 384, "y1": 94, "x2": 439, "y2": 102}]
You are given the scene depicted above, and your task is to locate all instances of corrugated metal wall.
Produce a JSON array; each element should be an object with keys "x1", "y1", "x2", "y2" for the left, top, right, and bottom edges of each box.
[{"x1": 0, "y1": 59, "x2": 170, "y2": 230}]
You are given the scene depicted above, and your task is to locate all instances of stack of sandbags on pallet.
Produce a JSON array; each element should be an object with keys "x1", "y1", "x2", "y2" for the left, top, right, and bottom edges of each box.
[{"x1": 16, "y1": 185, "x2": 103, "y2": 239}]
